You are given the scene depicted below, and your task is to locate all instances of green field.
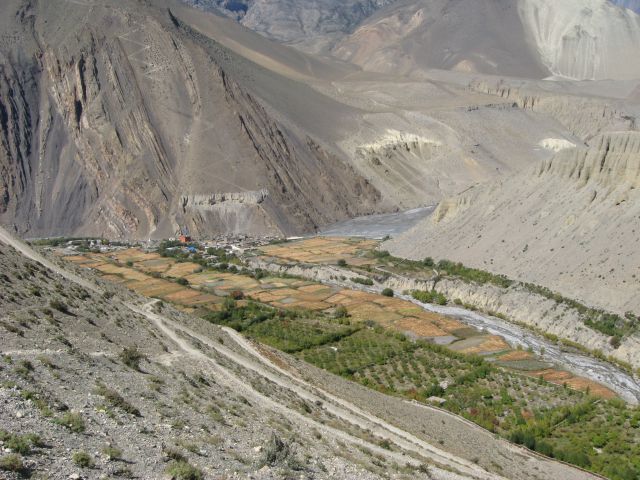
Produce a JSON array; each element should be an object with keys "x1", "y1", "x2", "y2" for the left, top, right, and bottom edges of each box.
[{"x1": 201, "y1": 299, "x2": 640, "y2": 480}]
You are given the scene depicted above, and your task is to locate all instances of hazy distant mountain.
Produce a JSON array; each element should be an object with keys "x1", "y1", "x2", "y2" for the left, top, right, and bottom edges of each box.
[
  {"x1": 189, "y1": 0, "x2": 640, "y2": 80},
  {"x1": 610, "y1": 0, "x2": 640, "y2": 13},
  {"x1": 333, "y1": 0, "x2": 640, "y2": 80},
  {"x1": 183, "y1": 0, "x2": 397, "y2": 52}
]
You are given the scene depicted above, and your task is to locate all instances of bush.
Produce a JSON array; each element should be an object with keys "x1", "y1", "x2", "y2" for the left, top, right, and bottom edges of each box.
[
  {"x1": 95, "y1": 382, "x2": 141, "y2": 416},
  {"x1": 337, "y1": 259, "x2": 347, "y2": 267},
  {"x1": 422, "y1": 384, "x2": 445, "y2": 398},
  {"x1": 411, "y1": 290, "x2": 447, "y2": 305},
  {"x1": 0, "y1": 430, "x2": 41, "y2": 455},
  {"x1": 334, "y1": 306, "x2": 349, "y2": 318},
  {"x1": 259, "y1": 434, "x2": 301, "y2": 470},
  {"x1": 381, "y1": 288, "x2": 394, "y2": 297},
  {"x1": 119, "y1": 346, "x2": 145, "y2": 370},
  {"x1": 165, "y1": 460, "x2": 203, "y2": 480},
  {"x1": 0, "y1": 453, "x2": 24, "y2": 472},
  {"x1": 176, "y1": 278, "x2": 189, "y2": 286},
  {"x1": 229, "y1": 290, "x2": 244, "y2": 300},
  {"x1": 55, "y1": 412, "x2": 85, "y2": 433},
  {"x1": 103, "y1": 446, "x2": 122, "y2": 461},
  {"x1": 72, "y1": 451, "x2": 94, "y2": 468},
  {"x1": 49, "y1": 299, "x2": 69, "y2": 313}
]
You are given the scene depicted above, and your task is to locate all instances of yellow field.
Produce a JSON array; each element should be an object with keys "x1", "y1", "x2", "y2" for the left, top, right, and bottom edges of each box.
[
  {"x1": 60, "y1": 245, "x2": 617, "y2": 400},
  {"x1": 261, "y1": 237, "x2": 378, "y2": 265},
  {"x1": 527, "y1": 369, "x2": 616, "y2": 398},
  {"x1": 458, "y1": 335, "x2": 510, "y2": 355},
  {"x1": 498, "y1": 350, "x2": 534, "y2": 361}
]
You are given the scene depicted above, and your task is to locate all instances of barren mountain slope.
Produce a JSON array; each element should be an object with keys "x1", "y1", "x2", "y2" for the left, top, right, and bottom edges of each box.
[
  {"x1": 387, "y1": 131, "x2": 640, "y2": 316},
  {"x1": 333, "y1": 0, "x2": 640, "y2": 80},
  {"x1": 0, "y1": 0, "x2": 384, "y2": 240}
]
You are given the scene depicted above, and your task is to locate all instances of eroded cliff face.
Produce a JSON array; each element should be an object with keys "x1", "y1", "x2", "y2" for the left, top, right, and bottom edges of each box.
[
  {"x1": 0, "y1": 0, "x2": 382, "y2": 239},
  {"x1": 388, "y1": 131, "x2": 640, "y2": 315},
  {"x1": 469, "y1": 80, "x2": 636, "y2": 140}
]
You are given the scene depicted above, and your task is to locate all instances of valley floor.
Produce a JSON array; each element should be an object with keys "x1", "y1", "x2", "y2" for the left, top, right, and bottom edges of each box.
[{"x1": 0, "y1": 227, "x2": 614, "y2": 479}]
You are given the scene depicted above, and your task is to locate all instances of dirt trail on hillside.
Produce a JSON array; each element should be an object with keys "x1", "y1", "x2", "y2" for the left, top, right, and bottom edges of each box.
[{"x1": 131, "y1": 301, "x2": 499, "y2": 479}]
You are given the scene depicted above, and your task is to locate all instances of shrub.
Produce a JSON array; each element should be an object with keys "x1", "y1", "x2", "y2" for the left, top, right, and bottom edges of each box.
[
  {"x1": 0, "y1": 430, "x2": 42, "y2": 455},
  {"x1": 55, "y1": 412, "x2": 85, "y2": 433},
  {"x1": 72, "y1": 450, "x2": 94, "y2": 468},
  {"x1": 337, "y1": 259, "x2": 347, "y2": 267},
  {"x1": 423, "y1": 384, "x2": 445, "y2": 398},
  {"x1": 49, "y1": 299, "x2": 69, "y2": 313},
  {"x1": 381, "y1": 288, "x2": 394, "y2": 297},
  {"x1": 125, "y1": 261, "x2": 134, "y2": 267},
  {"x1": 411, "y1": 290, "x2": 447, "y2": 305},
  {"x1": 0, "y1": 453, "x2": 23, "y2": 472},
  {"x1": 176, "y1": 278, "x2": 189, "y2": 286},
  {"x1": 378, "y1": 439, "x2": 391, "y2": 450},
  {"x1": 119, "y1": 346, "x2": 145, "y2": 370},
  {"x1": 229, "y1": 290, "x2": 244, "y2": 300},
  {"x1": 165, "y1": 460, "x2": 203, "y2": 480},
  {"x1": 334, "y1": 306, "x2": 349, "y2": 318},
  {"x1": 259, "y1": 433, "x2": 301, "y2": 470},
  {"x1": 95, "y1": 382, "x2": 141, "y2": 416},
  {"x1": 103, "y1": 446, "x2": 122, "y2": 461}
]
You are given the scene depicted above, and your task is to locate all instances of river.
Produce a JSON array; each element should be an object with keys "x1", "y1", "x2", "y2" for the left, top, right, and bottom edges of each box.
[
  {"x1": 316, "y1": 206, "x2": 435, "y2": 239},
  {"x1": 309, "y1": 207, "x2": 640, "y2": 402}
]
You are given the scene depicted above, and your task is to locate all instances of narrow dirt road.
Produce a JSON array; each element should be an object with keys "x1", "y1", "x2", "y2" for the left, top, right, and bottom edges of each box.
[
  {"x1": 0, "y1": 226, "x2": 99, "y2": 293},
  {"x1": 127, "y1": 302, "x2": 482, "y2": 479},
  {"x1": 130, "y1": 301, "x2": 500, "y2": 479}
]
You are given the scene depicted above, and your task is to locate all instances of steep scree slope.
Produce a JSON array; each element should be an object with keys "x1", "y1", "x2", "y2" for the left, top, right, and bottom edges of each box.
[{"x1": 0, "y1": 0, "x2": 382, "y2": 240}]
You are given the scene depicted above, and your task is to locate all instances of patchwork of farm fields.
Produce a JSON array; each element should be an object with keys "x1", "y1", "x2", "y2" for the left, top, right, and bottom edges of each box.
[
  {"x1": 58, "y1": 239, "x2": 640, "y2": 479},
  {"x1": 63, "y1": 242, "x2": 614, "y2": 399}
]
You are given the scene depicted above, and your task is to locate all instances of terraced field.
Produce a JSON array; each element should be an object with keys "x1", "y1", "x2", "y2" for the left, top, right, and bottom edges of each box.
[
  {"x1": 64, "y1": 244, "x2": 613, "y2": 400},
  {"x1": 57, "y1": 242, "x2": 640, "y2": 478}
]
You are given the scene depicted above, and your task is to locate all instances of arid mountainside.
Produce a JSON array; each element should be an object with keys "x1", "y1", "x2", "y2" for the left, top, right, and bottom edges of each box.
[
  {"x1": 387, "y1": 131, "x2": 640, "y2": 316},
  {"x1": 0, "y1": 0, "x2": 384, "y2": 240},
  {"x1": 333, "y1": 0, "x2": 640, "y2": 80},
  {"x1": 1, "y1": 0, "x2": 639, "y2": 242}
]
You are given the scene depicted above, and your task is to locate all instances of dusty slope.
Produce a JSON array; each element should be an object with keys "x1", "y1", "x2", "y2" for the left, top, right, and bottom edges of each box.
[
  {"x1": 2, "y1": 0, "x2": 638, "y2": 241},
  {"x1": 387, "y1": 131, "x2": 640, "y2": 316},
  {"x1": 0, "y1": 0, "x2": 383, "y2": 240},
  {"x1": 0, "y1": 228, "x2": 604, "y2": 479},
  {"x1": 333, "y1": 0, "x2": 640, "y2": 80}
]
